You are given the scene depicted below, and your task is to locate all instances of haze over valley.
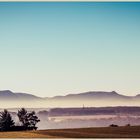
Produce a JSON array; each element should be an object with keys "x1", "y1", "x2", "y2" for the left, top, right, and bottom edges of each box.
[
  {"x1": 0, "y1": 90, "x2": 140, "y2": 108},
  {"x1": 0, "y1": 2, "x2": 140, "y2": 137}
]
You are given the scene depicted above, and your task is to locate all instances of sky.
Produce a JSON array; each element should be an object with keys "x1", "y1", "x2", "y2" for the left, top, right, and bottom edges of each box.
[{"x1": 0, "y1": 2, "x2": 140, "y2": 97}]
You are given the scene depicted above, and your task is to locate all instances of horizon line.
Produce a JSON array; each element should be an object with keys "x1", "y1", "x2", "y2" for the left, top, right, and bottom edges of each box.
[{"x1": 0, "y1": 89, "x2": 139, "y2": 98}]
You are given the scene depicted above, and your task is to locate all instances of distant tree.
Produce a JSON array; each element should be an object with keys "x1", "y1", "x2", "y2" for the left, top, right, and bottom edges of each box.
[
  {"x1": 26, "y1": 111, "x2": 40, "y2": 129},
  {"x1": 0, "y1": 109, "x2": 15, "y2": 131},
  {"x1": 17, "y1": 108, "x2": 28, "y2": 128},
  {"x1": 17, "y1": 108, "x2": 40, "y2": 130},
  {"x1": 109, "y1": 124, "x2": 118, "y2": 127}
]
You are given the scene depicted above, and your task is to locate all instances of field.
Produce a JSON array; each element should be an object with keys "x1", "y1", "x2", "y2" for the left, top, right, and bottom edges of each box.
[{"x1": 0, "y1": 126, "x2": 140, "y2": 138}]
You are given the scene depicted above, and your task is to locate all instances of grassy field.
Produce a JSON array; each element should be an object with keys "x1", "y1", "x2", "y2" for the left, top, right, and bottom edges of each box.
[{"x1": 0, "y1": 126, "x2": 140, "y2": 138}]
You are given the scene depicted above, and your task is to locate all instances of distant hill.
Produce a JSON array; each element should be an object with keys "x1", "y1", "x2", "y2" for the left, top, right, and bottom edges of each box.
[
  {"x1": 0, "y1": 90, "x2": 139, "y2": 107},
  {"x1": 46, "y1": 91, "x2": 137, "y2": 107},
  {"x1": 51, "y1": 91, "x2": 131, "y2": 100},
  {"x1": 0, "y1": 90, "x2": 42, "y2": 101}
]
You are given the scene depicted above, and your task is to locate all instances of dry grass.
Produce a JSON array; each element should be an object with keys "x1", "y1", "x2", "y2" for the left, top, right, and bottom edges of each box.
[{"x1": 0, "y1": 126, "x2": 140, "y2": 138}]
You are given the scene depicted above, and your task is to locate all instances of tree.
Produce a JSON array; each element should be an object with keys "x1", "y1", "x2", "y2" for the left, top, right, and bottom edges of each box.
[
  {"x1": 0, "y1": 109, "x2": 15, "y2": 131},
  {"x1": 17, "y1": 108, "x2": 28, "y2": 128},
  {"x1": 27, "y1": 111, "x2": 40, "y2": 129},
  {"x1": 17, "y1": 108, "x2": 40, "y2": 130}
]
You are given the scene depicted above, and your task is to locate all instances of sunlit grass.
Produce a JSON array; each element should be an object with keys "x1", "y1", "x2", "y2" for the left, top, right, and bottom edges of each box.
[{"x1": 0, "y1": 126, "x2": 140, "y2": 138}]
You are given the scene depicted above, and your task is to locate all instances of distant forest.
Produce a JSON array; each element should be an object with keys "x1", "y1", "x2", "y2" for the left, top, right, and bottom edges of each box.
[{"x1": 49, "y1": 107, "x2": 140, "y2": 116}]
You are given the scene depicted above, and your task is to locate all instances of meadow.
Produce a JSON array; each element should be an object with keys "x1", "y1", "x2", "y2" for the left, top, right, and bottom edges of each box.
[{"x1": 0, "y1": 126, "x2": 140, "y2": 138}]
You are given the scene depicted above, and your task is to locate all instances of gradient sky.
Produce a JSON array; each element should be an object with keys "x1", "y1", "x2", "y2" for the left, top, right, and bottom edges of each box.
[{"x1": 0, "y1": 2, "x2": 140, "y2": 97}]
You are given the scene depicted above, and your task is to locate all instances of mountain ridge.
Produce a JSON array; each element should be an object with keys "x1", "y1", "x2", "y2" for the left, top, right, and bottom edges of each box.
[
  {"x1": 0, "y1": 90, "x2": 140, "y2": 107},
  {"x1": 0, "y1": 90, "x2": 139, "y2": 99}
]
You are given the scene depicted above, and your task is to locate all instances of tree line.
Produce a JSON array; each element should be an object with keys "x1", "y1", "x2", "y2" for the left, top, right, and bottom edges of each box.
[{"x1": 0, "y1": 108, "x2": 40, "y2": 131}]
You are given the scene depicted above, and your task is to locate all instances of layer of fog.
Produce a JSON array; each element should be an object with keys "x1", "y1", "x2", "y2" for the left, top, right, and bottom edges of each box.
[
  {"x1": 6, "y1": 108, "x2": 140, "y2": 130},
  {"x1": 1, "y1": 99, "x2": 140, "y2": 108},
  {"x1": 37, "y1": 115, "x2": 140, "y2": 129}
]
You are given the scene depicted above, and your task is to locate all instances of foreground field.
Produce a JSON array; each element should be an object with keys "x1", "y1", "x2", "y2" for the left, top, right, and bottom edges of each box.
[{"x1": 0, "y1": 126, "x2": 140, "y2": 138}]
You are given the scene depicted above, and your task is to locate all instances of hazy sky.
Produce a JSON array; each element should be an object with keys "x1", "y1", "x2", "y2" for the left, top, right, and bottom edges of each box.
[{"x1": 0, "y1": 2, "x2": 140, "y2": 97}]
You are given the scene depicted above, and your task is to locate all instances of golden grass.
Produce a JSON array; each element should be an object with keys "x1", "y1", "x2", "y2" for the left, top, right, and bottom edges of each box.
[{"x1": 0, "y1": 126, "x2": 140, "y2": 138}]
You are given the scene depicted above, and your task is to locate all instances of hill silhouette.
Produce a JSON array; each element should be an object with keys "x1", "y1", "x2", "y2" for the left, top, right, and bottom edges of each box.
[{"x1": 0, "y1": 90, "x2": 139, "y2": 107}]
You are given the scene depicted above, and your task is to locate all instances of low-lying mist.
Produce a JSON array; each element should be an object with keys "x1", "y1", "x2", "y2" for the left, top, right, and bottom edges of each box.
[{"x1": 3, "y1": 107, "x2": 140, "y2": 130}]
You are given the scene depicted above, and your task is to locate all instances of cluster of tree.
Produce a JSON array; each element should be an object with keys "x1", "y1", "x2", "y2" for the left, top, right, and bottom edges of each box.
[
  {"x1": 0, "y1": 108, "x2": 40, "y2": 131},
  {"x1": 109, "y1": 123, "x2": 131, "y2": 127}
]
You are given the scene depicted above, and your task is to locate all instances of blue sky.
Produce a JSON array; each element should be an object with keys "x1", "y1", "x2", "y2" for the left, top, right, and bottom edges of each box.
[{"x1": 0, "y1": 2, "x2": 140, "y2": 97}]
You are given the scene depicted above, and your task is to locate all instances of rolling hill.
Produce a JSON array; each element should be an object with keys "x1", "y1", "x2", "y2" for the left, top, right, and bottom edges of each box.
[{"x1": 0, "y1": 90, "x2": 139, "y2": 107}]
